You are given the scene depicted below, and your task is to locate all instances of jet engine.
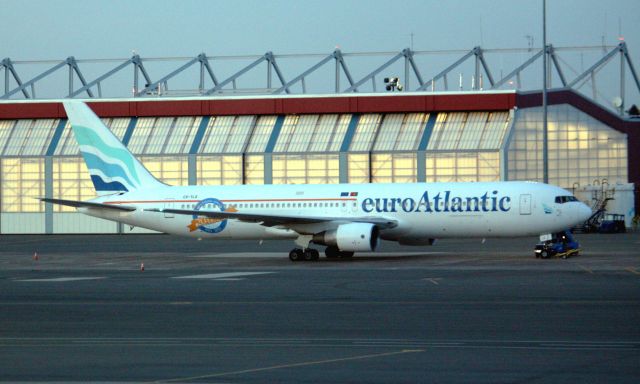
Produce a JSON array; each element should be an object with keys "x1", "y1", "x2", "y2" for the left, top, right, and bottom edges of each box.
[{"x1": 312, "y1": 222, "x2": 380, "y2": 252}]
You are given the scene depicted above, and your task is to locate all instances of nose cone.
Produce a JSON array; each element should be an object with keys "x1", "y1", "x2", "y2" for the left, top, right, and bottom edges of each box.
[{"x1": 578, "y1": 203, "x2": 592, "y2": 223}]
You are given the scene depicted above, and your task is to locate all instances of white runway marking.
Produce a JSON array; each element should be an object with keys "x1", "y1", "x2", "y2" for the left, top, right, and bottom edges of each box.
[
  {"x1": 171, "y1": 272, "x2": 274, "y2": 280},
  {"x1": 15, "y1": 277, "x2": 106, "y2": 282}
]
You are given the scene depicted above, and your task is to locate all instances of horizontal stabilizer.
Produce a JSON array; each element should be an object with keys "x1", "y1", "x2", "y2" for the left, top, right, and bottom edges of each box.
[
  {"x1": 145, "y1": 207, "x2": 397, "y2": 229},
  {"x1": 41, "y1": 198, "x2": 137, "y2": 212}
]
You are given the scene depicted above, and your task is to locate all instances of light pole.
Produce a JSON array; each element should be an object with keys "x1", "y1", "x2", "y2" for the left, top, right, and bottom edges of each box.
[{"x1": 542, "y1": 0, "x2": 549, "y2": 184}]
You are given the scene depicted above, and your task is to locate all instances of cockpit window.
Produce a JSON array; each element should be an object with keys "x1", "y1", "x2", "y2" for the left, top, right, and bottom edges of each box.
[{"x1": 555, "y1": 195, "x2": 578, "y2": 204}]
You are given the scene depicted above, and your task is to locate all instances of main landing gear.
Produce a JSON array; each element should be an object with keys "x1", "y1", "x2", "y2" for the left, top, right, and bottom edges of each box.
[
  {"x1": 288, "y1": 246, "x2": 354, "y2": 262},
  {"x1": 289, "y1": 248, "x2": 319, "y2": 261}
]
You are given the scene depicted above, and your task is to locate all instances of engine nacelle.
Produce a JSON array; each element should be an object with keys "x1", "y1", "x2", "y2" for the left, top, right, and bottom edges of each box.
[{"x1": 312, "y1": 222, "x2": 380, "y2": 252}]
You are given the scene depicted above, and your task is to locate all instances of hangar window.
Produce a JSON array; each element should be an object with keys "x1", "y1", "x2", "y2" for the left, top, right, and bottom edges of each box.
[
  {"x1": 457, "y1": 112, "x2": 488, "y2": 150},
  {"x1": 200, "y1": 115, "x2": 255, "y2": 154},
  {"x1": 427, "y1": 112, "x2": 509, "y2": 151},
  {"x1": 141, "y1": 156, "x2": 189, "y2": 186},
  {"x1": 371, "y1": 153, "x2": 417, "y2": 183},
  {"x1": 349, "y1": 114, "x2": 381, "y2": 152},
  {"x1": 272, "y1": 154, "x2": 339, "y2": 185},
  {"x1": 313, "y1": 114, "x2": 351, "y2": 152},
  {"x1": 274, "y1": 114, "x2": 351, "y2": 153},
  {"x1": 0, "y1": 120, "x2": 15, "y2": 152},
  {"x1": 373, "y1": 113, "x2": 428, "y2": 151},
  {"x1": 128, "y1": 118, "x2": 171, "y2": 154},
  {"x1": 163, "y1": 117, "x2": 202, "y2": 154},
  {"x1": 431, "y1": 113, "x2": 467, "y2": 151},
  {"x1": 1, "y1": 157, "x2": 45, "y2": 212},
  {"x1": 2, "y1": 119, "x2": 58, "y2": 156},
  {"x1": 198, "y1": 155, "x2": 243, "y2": 185},
  {"x1": 480, "y1": 112, "x2": 510, "y2": 149},
  {"x1": 426, "y1": 152, "x2": 500, "y2": 183},
  {"x1": 50, "y1": 158, "x2": 95, "y2": 212},
  {"x1": 131, "y1": 116, "x2": 201, "y2": 155},
  {"x1": 243, "y1": 155, "x2": 265, "y2": 185},
  {"x1": 245, "y1": 116, "x2": 277, "y2": 153},
  {"x1": 347, "y1": 153, "x2": 370, "y2": 183}
]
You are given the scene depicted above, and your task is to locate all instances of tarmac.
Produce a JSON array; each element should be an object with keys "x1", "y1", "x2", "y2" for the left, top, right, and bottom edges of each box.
[{"x1": 0, "y1": 232, "x2": 639, "y2": 383}]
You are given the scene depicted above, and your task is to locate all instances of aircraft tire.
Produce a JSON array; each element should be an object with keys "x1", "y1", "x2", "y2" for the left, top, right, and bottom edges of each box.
[
  {"x1": 289, "y1": 249, "x2": 303, "y2": 261},
  {"x1": 303, "y1": 249, "x2": 318, "y2": 261}
]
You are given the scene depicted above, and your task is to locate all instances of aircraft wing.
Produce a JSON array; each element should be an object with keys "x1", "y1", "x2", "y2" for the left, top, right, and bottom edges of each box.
[
  {"x1": 146, "y1": 207, "x2": 398, "y2": 229},
  {"x1": 41, "y1": 198, "x2": 137, "y2": 212}
]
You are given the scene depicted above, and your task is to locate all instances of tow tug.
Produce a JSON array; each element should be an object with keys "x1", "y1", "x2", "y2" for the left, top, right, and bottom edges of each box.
[{"x1": 534, "y1": 230, "x2": 580, "y2": 259}]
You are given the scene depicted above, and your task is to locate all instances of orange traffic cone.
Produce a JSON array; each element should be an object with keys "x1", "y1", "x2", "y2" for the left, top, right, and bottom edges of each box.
[{"x1": 140, "y1": 262, "x2": 145, "y2": 272}]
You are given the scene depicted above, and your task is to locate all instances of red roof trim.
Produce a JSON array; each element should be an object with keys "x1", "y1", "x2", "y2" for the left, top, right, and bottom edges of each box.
[{"x1": 0, "y1": 93, "x2": 515, "y2": 119}]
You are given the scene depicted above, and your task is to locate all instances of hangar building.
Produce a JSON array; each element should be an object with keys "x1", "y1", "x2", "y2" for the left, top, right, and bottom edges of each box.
[{"x1": 0, "y1": 89, "x2": 637, "y2": 234}]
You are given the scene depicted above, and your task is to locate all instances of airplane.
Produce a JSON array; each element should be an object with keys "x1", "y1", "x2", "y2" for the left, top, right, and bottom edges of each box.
[{"x1": 42, "y1": 101, "x2": 593, "y2": 261}]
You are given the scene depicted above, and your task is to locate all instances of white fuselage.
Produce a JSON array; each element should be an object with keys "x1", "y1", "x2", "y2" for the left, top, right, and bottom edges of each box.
[{"x1": 79, "y1": 181, "x2": 591, "y2": 242}]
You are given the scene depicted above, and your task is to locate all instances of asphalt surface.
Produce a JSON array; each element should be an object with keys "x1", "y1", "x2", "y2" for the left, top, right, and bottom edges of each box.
[{"x1": 0, "y1": 233, "x2": 639, "y2": 383}]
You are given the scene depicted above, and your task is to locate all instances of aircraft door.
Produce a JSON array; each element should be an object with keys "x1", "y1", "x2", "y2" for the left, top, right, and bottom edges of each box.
[
  {"x1": 519, "y1": 194, "x2": 532, "y2": 215},
  {"x1": 164, "y1": 199, "x2": 175, "y2": 218}
]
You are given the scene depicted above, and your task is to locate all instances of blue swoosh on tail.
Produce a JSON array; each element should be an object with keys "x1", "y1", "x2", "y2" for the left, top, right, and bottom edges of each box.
[
  {"x1": 82, "y1": 152, "x2": 137, "y2": 189},
  {"x1": 90, "y1": 175, "x2": 129, "y2": 192}
]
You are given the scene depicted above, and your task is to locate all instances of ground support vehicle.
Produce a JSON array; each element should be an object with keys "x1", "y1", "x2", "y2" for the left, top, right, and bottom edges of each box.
[{"x1": 535, "y1": 230, "x2": 580, "y2": 259}]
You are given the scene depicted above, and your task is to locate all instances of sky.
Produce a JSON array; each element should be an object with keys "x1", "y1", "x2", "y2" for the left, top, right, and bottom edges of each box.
[{"x1": 1, "y1": 0, "x2": 639, "y2": 104}]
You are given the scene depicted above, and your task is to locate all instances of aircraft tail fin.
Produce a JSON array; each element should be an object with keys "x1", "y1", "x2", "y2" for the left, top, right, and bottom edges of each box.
[{"x1": 63, "y1": 101, "x2": 165, "y2": 195}]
